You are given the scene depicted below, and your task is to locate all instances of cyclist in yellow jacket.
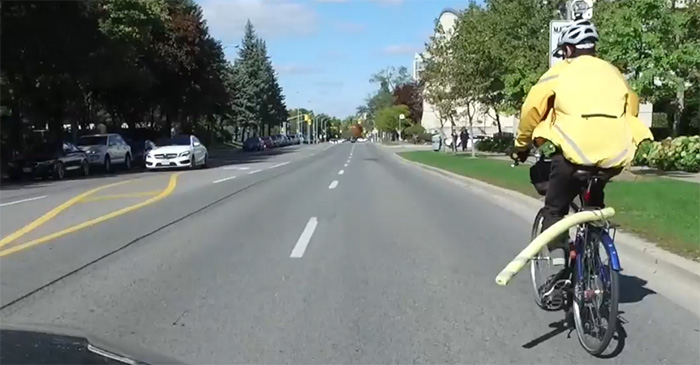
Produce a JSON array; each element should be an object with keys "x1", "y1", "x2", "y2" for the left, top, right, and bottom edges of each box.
[{"x1": 513, "y1": 20, "x2": 653, "y2": 248}]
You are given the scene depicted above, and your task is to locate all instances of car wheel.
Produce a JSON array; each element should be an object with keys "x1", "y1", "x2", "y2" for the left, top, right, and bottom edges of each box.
[
  {"x1": 190, "y1": 156, "x2": 196, "y2": 169},
  {"x1": 104, "y1": 155, "x2": 112, "y2": 173},
  {"x1": 53, "y1": 161, "x2": 65, "y2": 180},
  {"x1": 124, "y1": 154, "x2": 131, "y2": 171},
  {"x1": 81, "y1": 160, "x2": 90, "y2": 176},
  {"x1": 201, "y1": 154, "x2": 208, "y2": 169}
]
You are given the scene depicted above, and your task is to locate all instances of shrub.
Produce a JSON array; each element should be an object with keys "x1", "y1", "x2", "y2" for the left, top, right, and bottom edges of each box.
[
  {"x1": 644, "y1": 135, "x2": 700, "y2": 172},
  {"x1": 476, "y1": 135, "x2": 514, "y2": 153},
  {"x1": 403, "y1": 124, "x2": 426, "y2": 142},
  {"x1": 418, "y1": 132, "x2": 433, "y2": 143}
]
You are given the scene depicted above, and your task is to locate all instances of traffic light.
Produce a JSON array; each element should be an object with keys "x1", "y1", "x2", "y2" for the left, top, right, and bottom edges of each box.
[{"x1": 304, "y1": 114, "x2": 312, "y2": 125}]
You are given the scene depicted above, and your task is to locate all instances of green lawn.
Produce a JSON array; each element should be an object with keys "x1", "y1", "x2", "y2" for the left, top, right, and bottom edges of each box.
[{"x1": 400, "y1": 151, "x2": 700, "y2": 260}]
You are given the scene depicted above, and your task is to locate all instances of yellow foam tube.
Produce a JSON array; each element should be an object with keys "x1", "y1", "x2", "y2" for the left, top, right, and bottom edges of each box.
[{"x1": 495, "y1": 207, "x2": 615, "y2": 286}]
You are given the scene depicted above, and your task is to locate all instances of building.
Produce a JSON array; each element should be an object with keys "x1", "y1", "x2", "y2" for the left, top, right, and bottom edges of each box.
[{"x1": 414, "y1": 9, "x2": 516, "y2": 139}]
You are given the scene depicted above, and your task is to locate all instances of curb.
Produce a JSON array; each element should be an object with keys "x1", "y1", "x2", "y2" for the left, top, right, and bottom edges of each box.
[{"x1": 384, "y1": 147, "x2": 700, "y2": 296}]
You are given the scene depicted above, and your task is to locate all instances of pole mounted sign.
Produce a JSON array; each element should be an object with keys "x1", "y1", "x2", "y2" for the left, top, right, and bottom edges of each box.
[
  {"x1": 549, "y1": 0, "x2": 593, "y2": 68},
  {"x1": 549, "y1": 20, "x2": 573, "y2": 68}
]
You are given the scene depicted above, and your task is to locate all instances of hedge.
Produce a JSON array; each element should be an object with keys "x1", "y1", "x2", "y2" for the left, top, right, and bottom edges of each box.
[
  {"x1": 476, "y1": 135, "x2": 514, "y2": 153},
  {"x1": 634, "y1": 135, "x2": 700, "y2": 172}
]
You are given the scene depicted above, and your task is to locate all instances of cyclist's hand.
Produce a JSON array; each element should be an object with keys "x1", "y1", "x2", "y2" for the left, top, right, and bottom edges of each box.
[{"x1": 510, "y1": 149, "x2": 529, "y2": 163}]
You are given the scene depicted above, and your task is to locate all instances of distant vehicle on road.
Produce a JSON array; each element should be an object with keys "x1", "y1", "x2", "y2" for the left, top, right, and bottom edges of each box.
[
  {"x1": 77, "y1": 133, "x2": 132, "y2": 173},
  {"x1": 243, "y1": 137, "x2": 265, "y2": 152},
  {"x1": 146, "y1": 135, "x2": 208, "y2": 170},
  {"x1": 272, "y1": 134, "x2": 289, "y2": 147},
  {"x1": 8, "y1": 142, "x2": 90, "y2": 181},
  {"x1": 125, "y1": 138, "x2": 156, "y2": 167},
  {"x1": 261, "y1": 136, "x2": 274, "y2": 150}
]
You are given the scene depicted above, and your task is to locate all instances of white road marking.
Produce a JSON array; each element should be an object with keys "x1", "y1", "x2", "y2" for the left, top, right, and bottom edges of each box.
[
  {"x1": 344, "y1": 163, "x2": 348, "y2": 167},
  {"x1": 328, "y1": 180, "x2": 339, "y2": 189},
  {"x1": 213, "y1": 176, "x2": 237, "y2": 184},
  {"x1": 221, "y1": 166, "x2": 250, "y2": 170},
  {"x1": 248, "y1": 169, "x2": 262, "y2": 174},
  {"x1": 290, "y1": 217, "x2": 318, "y2": 258},
  {"x1": 338, "y1": 170, "x2": 344, "y2": 175},
  {"x1": 269, "y1": 162, "x2": 290, "y2": 169},
  {"x1": 0, "y1": 195, "x2": 48, "y2": 207}
]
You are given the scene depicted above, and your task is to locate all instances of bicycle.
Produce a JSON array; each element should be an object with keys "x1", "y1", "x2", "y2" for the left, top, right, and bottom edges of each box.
[{"x1": 498, "y1": 156, "x2": 621, "y2": 356}]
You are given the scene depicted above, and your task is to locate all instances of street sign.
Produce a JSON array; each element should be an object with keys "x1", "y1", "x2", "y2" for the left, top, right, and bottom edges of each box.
[{"x1": 549, "y1": 20, "x2": 573, "y2": 68}]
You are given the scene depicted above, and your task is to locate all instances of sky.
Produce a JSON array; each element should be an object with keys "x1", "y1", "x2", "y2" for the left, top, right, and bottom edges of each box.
[{"x1": 198, "y1": 0, "x2": 467, "y2": 118}]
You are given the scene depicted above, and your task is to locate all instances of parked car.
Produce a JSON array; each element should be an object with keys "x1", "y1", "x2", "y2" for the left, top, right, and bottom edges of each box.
[
  {"x1": 125, "y1": 138, "x2": 156, "y2": 167},
  {"x1": 243, "y1": 137, "x2": 265, "y2": 152},
  {"x1": 146, "y1": 135, "x2": 208, "y2": 170},
  {"x1": 261, "y1": 136, "x2": 274, "y2": 149},
  {"x1": 271, "y1": 134, "x2": 287, "y2": 147},
  {"x1": 77, "y1": 133, "x2": 132, "y2": 172},
  {"x1": 286, "y1": 135, "x2": 298, "y2": 145},
  {"x1": 8, "y1": 142, "x2": 90, "y2": 180}
]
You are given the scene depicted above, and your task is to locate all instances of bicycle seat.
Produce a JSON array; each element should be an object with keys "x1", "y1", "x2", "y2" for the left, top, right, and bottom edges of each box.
[{"x1": 572, "y1": 169, "x2": 608, "y2": 181}]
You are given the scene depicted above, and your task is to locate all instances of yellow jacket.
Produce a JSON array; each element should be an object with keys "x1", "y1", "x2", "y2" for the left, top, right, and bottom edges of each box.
[{"x1": 515, "y1": 55, "x2": 653, "y2": 168}]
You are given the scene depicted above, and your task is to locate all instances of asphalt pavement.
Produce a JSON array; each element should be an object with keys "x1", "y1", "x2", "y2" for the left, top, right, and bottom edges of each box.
[{"x1": 0, "y1": 142, "x2": 698, "y2": 364}]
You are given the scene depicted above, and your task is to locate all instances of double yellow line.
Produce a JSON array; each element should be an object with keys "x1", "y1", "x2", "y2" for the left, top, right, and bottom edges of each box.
[{"x1": 0, "y1": 172, "x2": 182, "y2": 258}]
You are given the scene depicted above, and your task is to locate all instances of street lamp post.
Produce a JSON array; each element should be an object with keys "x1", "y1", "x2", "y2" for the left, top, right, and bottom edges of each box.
[{"x1": 398, "y1": 114, "x2": 406, "y2": 141}]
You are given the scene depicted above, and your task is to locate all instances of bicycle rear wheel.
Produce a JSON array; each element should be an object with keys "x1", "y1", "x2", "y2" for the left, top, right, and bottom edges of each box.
[{"x1": 573, "y1": 228, "x2": 619, "y2": 356}]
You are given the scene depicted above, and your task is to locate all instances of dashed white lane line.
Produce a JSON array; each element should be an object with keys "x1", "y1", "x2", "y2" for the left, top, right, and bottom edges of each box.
[
  {"x1": 221, "y1": 166, "x2": 250, "y2": 170},
  {"x1": 269, "y1": 162, "x2": 290, "y2": 169},
  {"x1": 213, "y1": 176, "x2": 237, "y2": 184},
  {"x1": 328, "y1": 180, "x2": 339, "y2": 189},
  {"x1": 290, "y1": 217, "x2": 318, "y2": 258},
  {"x1": 344, "y1": 163, "x2": 348, "y2": 167},
  {"x1": 0, "y1": 195, "x2": 48, "y2": 207},
  {"x1": 248, "y1": 169, "x2": 262, "y2": 175},
  {"x1": 338, "y1": 170, "x2": 344, "y2": 175}
]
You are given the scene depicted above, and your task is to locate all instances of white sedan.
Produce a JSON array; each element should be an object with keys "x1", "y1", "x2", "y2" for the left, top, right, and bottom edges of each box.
[{"x1": 146, "y1": 135, "x2": 208, "y2": 170}]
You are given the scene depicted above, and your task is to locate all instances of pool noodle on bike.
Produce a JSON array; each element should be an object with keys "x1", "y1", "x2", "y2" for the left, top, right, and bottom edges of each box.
[{"x1": 495, "y1": 207, "x2": 616, "y2": 286}]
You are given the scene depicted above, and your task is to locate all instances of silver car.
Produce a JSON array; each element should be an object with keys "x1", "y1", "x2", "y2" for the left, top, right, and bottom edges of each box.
[{"x1": 77, "y1": 133, "x2": 132, "y2": 172}]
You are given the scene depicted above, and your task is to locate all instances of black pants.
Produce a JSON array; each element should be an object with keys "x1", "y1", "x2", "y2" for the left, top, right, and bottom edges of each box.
[{"x1": 541, "y1": 154, "x2": 614, "y2": 236}]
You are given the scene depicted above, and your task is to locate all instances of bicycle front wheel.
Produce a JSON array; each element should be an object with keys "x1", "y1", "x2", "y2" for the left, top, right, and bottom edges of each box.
[{"x1": 572, "y1": 229, "x2": 619, "y2": 356}]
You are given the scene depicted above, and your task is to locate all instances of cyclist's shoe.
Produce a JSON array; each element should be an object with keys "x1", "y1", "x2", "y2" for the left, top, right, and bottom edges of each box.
[{"x1": 539, "y1": 273, "x2": 571, "y2": 310}]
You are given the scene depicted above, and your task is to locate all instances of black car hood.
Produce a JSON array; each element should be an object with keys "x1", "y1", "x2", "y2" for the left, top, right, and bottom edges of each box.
[{"x1": 0, "y1": 323, "x2": 184, "y2": 365}]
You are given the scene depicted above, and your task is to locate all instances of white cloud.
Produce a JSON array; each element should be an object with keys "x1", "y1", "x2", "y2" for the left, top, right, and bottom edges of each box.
[
  {"x1": 380, "y1": 44, "x2": 421, "y2": 55},
  {"x1": 275, "y1": 64, "x2": 320, "y2": 75},
  {"x1": 334, "y1": 21, "x2": 366, "y2": 33},
  {"x1": 201, "y1": 0, "x2": 317, "y2": 43}
]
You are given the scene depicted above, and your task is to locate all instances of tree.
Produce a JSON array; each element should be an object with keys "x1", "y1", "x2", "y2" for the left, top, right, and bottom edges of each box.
[
  {"x1": 423, "y1": 16, "x2": 480, "y2": 155},
  {"x1": 452, "y1": 3, "x2": 506, "y2": 133},
  {"x1": 375, "y1": 105, "x2": 411, "y2": 138},
  {"x1": 595, "y1": 0, "x2": 700, "y2": 136},
  {"x1": 370, "y1": 66, "x2": 412, "y2": 92},
  {"x1": 1, "y1": 0, "x2": 244, "y2": 154},
  {"x1": 393, "y1": 82, "x2": 423, "y2": 125},
  {"x1": 480, "y1": 0, "x2": 557, "y2": 113}
]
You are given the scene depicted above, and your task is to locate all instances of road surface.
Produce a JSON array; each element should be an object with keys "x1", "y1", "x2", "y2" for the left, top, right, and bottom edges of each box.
[{"x1": 1, "y1": 142, "x2": 698, "y2": 364}]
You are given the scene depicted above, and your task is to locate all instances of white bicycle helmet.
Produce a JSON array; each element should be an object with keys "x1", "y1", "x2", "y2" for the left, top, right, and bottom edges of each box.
[{"x1": 553, "y1": 19, "x2": 599, "y2": 57}]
